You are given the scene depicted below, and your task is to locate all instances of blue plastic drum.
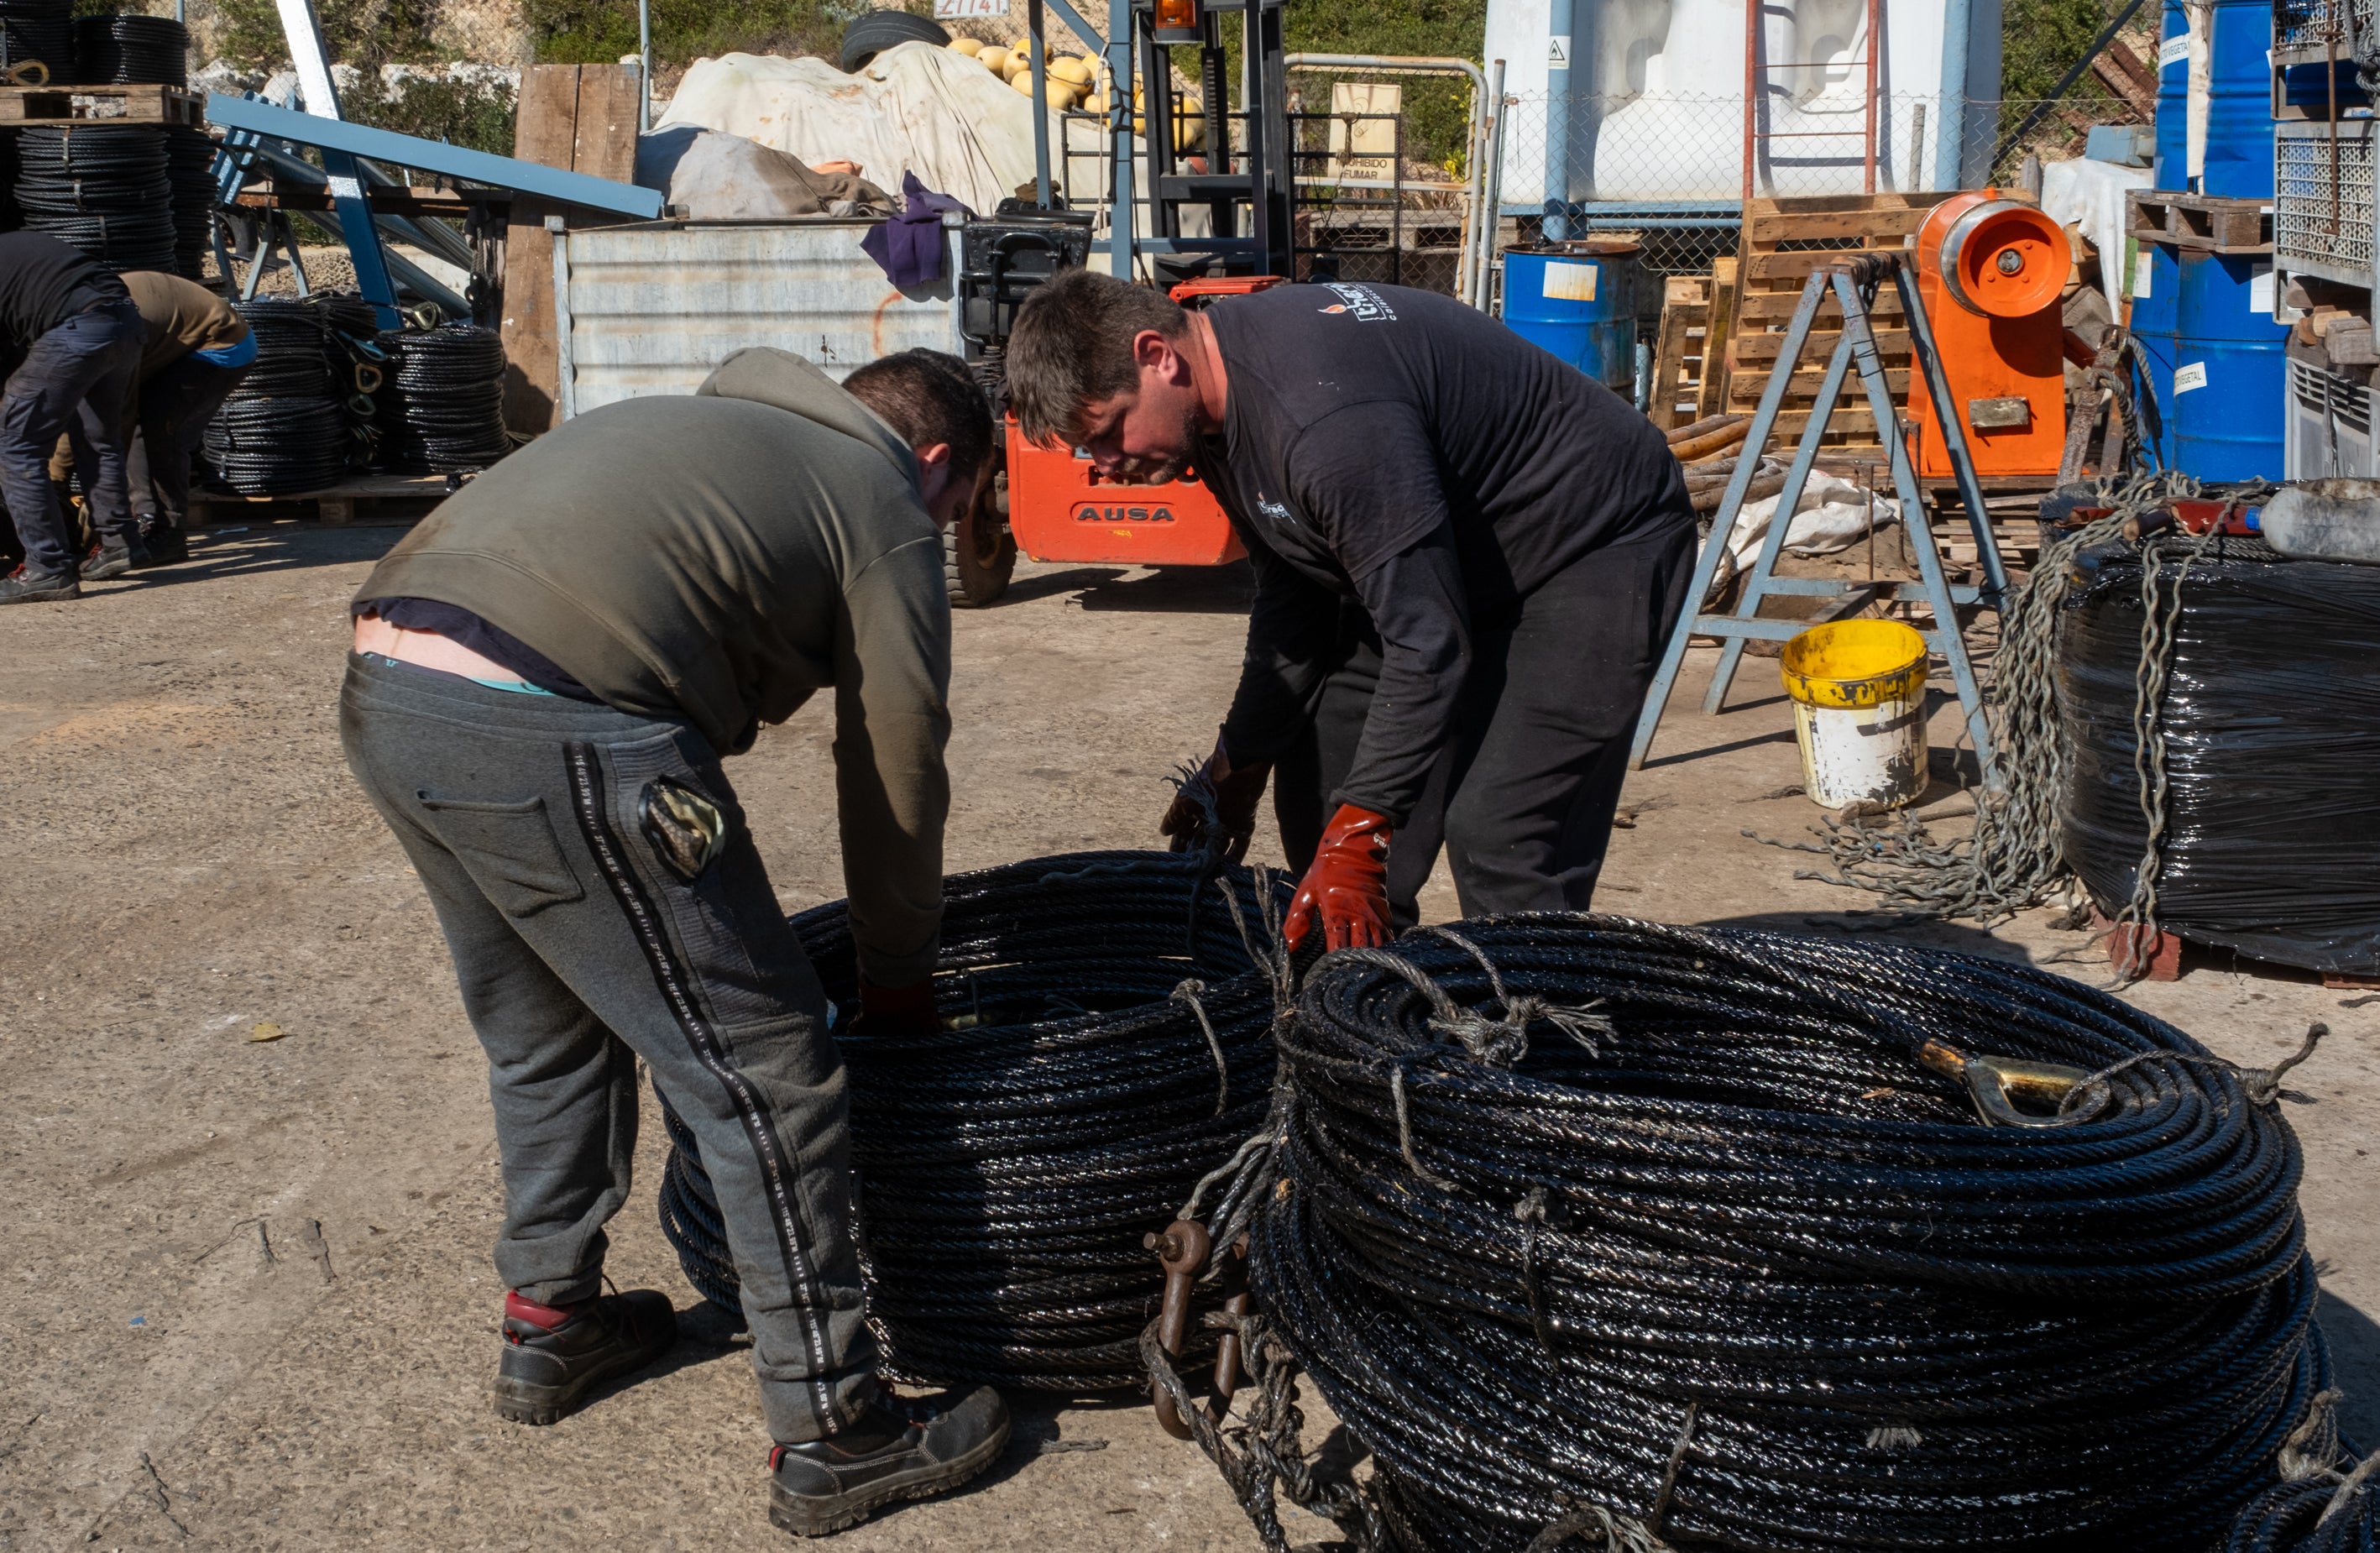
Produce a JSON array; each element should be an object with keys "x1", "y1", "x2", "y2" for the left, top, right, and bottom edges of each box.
[{"x1": 2172, "y1": 248, "x2": 2285, "y2": 481}]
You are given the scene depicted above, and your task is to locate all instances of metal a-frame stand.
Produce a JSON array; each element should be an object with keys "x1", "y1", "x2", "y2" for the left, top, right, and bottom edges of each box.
[{"x1": 1628, "y1": 252, "x2": 2006, "y2": 787}]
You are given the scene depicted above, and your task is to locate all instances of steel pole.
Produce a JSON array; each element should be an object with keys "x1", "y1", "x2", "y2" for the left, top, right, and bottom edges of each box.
[
  {"x1": 639, "y1": 0, "x2": 651, "y2": 133},
  {"x1": 1545, "y1": 0, "x2": 1572, "y2": 239}
]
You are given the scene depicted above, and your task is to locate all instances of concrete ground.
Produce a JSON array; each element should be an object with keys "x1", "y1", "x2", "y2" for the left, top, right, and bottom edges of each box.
[{"x1": 2, "y1": 529, "x2": 2372, "y2": 1552}]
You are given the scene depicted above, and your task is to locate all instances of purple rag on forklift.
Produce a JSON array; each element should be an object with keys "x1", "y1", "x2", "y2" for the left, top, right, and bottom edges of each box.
[{"x1": 861, "y1": 173, "x2": 972, "y2": 290}]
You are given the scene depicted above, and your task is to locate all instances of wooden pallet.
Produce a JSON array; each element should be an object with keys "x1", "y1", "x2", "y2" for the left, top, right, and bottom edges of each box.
[
  {"x1": 1646, "y1": 275, "x2": 1713, "y2": 431},
  {"x1": 189, "y1": 473, "x2": 457, "y2": 527},
  {"x1": 1723, "y1": 191, "x2": 1959, "y2": 451},
  {"x1": 2126, "y1": 191, "x2": 2273, "y2": 254},
  {"x1": 1694, "y1": 257, "x2": 1739, "y2": 422},
  {"x1": 0, "y1": 82, "x2": 205, "y2": 127}
]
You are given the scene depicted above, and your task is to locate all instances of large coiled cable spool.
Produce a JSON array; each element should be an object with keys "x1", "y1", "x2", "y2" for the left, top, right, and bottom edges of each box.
[
  {"x1": 202, "y1": 299, "x2": 351, "y2": 494},
  {"x1": 71, "y1": 13, "x2": 186, "y2": 85},
  {"x1": 658, "y1": 851, "x2": 1289, "y2": 1391},
  {"x1": 163, "y1": 128, "x2": 217, "y2": 280},
  {"x1": 0, "y1": 0, "x2": 72, "y2": 83},
  {"x1": 376, "y1": 324, "x2": 509, "y2": 473},
  {"x1": 13, "y1": 125, "x2": 173, "y2": 272},
  {"x1": 1223, "y1": 916, "x2": 2334, "y2": 1553}
]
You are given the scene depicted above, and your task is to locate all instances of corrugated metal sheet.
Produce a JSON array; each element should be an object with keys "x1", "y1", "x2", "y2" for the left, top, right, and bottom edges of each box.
[{"x1": 553, "y1": 220, "x2": 960, "y2": 416}]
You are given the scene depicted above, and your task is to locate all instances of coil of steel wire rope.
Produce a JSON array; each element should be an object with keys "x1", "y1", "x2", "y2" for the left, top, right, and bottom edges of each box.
[
  {"x1": 658, "y1": 851, "x2": 1290, "y2": 1391},
  {"x1": 201, "y1": 299, "x2": 352, "y2": 493},
  {"x1": 13, "y1": 125, "x2": 174, "y2": 272},
  {"x1": 375, "y1": 324, "x2": 508, "y2": 473},
  {"x1": 72, "y1": 13, "x2": 186, "y2": 84},
  {"x1": 0, "y1": 0, "x2": 72, "y2": 82},
  {"x1": 1213, "y1": 915, "x2": 2330, "y2": 1553}
]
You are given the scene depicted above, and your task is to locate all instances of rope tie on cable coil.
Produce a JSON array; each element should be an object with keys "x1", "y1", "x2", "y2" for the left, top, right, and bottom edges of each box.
[{"x1": 2218, "y1": 1383, "x2": 2380, "y2": 1551}]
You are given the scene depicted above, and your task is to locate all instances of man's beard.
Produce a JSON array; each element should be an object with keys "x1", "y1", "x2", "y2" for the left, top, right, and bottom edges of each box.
[{"x1": 1108, "y1": 401, "x2": 1204, "y2": 485}]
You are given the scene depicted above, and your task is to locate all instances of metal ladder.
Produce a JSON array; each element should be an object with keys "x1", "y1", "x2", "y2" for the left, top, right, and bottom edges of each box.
[{"x1": 1626, "y1": 251, "x2": 2006, "y2": 785}]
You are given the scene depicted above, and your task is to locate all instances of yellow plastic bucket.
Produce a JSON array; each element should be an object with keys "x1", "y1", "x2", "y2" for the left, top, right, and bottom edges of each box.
[{"x1": 1779, "y1": 620, "x2": 1930, "y2": 808}]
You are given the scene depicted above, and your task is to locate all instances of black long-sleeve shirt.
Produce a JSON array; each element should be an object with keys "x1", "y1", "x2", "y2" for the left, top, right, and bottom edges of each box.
[
  {"x1": 1198, "y1": 281, "x2": 1693, "y2": 825},
  {"x1": 0, "y1": 232, "x2": 127, "y2": 349}
]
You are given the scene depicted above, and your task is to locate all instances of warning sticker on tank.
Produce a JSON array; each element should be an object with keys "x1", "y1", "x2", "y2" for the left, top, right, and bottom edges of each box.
[
  {"x1": 2174, "y1": 361, "x2": 2209, "y2": 394},
  {"x1": 1542, "y1": 261, "x2": 1598, "y2": 302},
  {"x1": 2159, "y1": 34, "x2": 2188, "y2": 69},
  {"x1": 2133, "y1": 250, "x2": 2153, "y2": 298}
]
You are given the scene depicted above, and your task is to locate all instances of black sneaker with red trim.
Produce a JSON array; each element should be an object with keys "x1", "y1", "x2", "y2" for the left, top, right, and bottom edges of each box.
[
  {"x1": 768, "y1": 1386, "x2": 1010, "y2": 1537},
  {"x1": 81, "y1": 537, "x2": 148, "y2": 582},
  {"x1": 0, "y1": 565, "x2": 80, "y2": 605},
  {"x1": 490, "y1": 1288, "x2": 677, "y2": 1425}
]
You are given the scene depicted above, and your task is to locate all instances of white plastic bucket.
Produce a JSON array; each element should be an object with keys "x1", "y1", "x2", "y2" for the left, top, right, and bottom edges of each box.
[{"x1": 1779, "y1": 620, "x2": 1930, "y2": 809}]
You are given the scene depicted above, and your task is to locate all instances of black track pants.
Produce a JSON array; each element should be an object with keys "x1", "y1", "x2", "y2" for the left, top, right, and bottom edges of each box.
[
  {"x1": 339, "y1": 651, "x2": 876, "y2": 1443},
  {"x1": 1271, "y1": 521, "x2": 1695, "y2": 918}
]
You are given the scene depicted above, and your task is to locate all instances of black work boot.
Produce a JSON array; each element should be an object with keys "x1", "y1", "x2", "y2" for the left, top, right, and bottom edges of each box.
[
  {"x1": 769, "y1": 1386, "x2": 1011, "y2": 1537},
  {"x1": 136, "y1": 524, "x2": 190, "y2": 567},
  {"x1": 0, "y1": 564, "x2": 81, "y2": 604},
  {"x1": 490, "y1": 1288, "x2": 677, "y2": 1425},
  {"x1": 81, "y1": 536, "x2": 149, "y2": 582}
]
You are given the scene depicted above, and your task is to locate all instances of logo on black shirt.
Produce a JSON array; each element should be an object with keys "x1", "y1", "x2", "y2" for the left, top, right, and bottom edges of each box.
[
  {"x1": 1255, "y1": 493, "x2": 1296, "y2": 525},
  {"x1": 1316, "y1": 283, "x2": 1396, "y2": 322}
]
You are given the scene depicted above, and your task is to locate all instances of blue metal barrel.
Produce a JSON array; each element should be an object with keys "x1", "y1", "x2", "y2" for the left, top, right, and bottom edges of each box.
[
  {"x1": 2173, "y1": 248, "x2": 2285, "y2": 480},
  {"x1": 1501, "y1": 244, "x2": 1638, "y2": 391},
  {"x1": 2154, "y1": 0, "x2": 2187, "y2": 189},
  {"x1": 2203, "y1": 0, "x2": 2276, "y2": 198},
  {"x1": 2130, "y1": 240, "x2": 2182, "y2": 467}
]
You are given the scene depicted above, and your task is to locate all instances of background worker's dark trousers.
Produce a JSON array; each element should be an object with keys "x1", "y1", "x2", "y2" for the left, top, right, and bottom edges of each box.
[
  {"x1": 339, "y1": 651, "x2": 877, "y2": 1444},
  {"x1": 67, "y1": 354, "x2": 254, "y2": 533},
  {"x1": 0, "y1": 301, "x2": 142, "y2": 573},
  {"x1": 1272, "y1": 520, "x2": 1696, "y2": 918}
]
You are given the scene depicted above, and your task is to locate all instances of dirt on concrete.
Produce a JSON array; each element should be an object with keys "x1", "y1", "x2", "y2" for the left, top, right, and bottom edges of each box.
[{"x1": 1, "y1": 526, "x2": 2372, "y2": 1551}]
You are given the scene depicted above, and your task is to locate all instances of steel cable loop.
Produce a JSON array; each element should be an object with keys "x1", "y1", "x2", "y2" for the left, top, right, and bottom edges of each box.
[
  {"x1": 657, "y1": 851, "x2": 1290, "y2": 1390},
  {"x1": 71, "y1": 13, "x2": 186, "y2": 85},
  {"x1": 374, "y1": 324, "x2": 508, "y2": 473},
  {"x1": 13, "y1": 125, "x2": 174, "y2": 272},
  {"x1": 1241, "y1": 914, "x2": 2327, "y2": 1553},
  {"x1": 201, "y1": 299, "x2": 356, "y2": 494}
]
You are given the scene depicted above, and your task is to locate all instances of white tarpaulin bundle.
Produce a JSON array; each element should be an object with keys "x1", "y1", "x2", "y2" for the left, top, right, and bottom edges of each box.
[{"x1": 654, "y1": 41, "x2": 1066, "y2": 216}]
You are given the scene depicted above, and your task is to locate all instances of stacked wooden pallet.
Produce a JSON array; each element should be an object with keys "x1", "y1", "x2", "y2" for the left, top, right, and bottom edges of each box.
[
  {"x1": 1718, "y1": 191, "x2": 1958, "y2": 450},
  {"x1": 0, "y1": 81, "x2": 205, "y2": 127},
  {"x1": 1646, "y1": 275, "x2": 1713, "y2": 430},
  {"x1": 2125, "y1": 191, "x2": 2272, "y2": 254}
]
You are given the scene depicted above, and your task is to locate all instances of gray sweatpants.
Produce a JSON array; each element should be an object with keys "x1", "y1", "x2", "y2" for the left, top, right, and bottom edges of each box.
[{"x1": 338, "y1": 651, "x2": 877, "y2": 1442}]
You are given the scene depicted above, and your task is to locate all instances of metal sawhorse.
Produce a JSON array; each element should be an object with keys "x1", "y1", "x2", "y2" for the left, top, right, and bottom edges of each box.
[{"x1": 1627, "y1": 252, "x2": 2006, "y2": 787}]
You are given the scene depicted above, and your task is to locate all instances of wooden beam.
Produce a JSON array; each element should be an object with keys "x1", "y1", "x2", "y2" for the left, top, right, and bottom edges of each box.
[{"x1": 500, "y1": 65, "x2": 583, "y2": 439}]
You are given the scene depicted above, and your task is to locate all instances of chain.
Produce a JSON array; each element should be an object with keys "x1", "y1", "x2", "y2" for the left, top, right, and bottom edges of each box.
[{"x1": 1758, "y1": 474, "x2": 2241, "y2": 964}]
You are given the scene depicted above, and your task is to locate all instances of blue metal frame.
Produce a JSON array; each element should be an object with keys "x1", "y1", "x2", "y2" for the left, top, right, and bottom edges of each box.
[
  {"x1": 206, "y1": 93, "x2": 665, "y2": 220},
  {"x1": 1626, "y1": 260, "x2": 2003, "y2": 785}
]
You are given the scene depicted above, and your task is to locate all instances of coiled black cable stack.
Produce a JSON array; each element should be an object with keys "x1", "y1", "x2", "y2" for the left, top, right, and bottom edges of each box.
[
  {"x1": 0, "y1": 0, "x2": 73, "y2": 82},
  {"x1": 375, "y1": 324, "x2": 509, "y2": 473},
  {"x1": 164, "y1": 128, "x2": 217, "y2": 280},
  {"x1": 203, "y1": 299, "x2": 348, "y2": 494},
  {"x1": 658, "y1": 851, "x2": 1289, "y2": 1390},
  {"x1": 72, "y1": 13, "x2": 186, "y2": 84},
  {"x1": 1239, "y1": 916, "x2": 2331, "y2": 1553},
  {"x1": 13, "y1": 126, "x2": 174, "y2": 272}
]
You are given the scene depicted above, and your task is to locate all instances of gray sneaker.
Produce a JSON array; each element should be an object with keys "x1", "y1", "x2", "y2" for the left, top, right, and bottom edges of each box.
[
  {"x1": 768, "y1": 1386, "x2": 1011, "y2": 1537},
  {"x1": 0, "y1": 566, "x2": 80, "y2": 605}
]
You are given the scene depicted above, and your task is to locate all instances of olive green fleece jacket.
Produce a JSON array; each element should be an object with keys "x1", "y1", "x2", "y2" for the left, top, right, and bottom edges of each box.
[{"x1": 353, "y1": 348, "x2": 952, "y2": 986}]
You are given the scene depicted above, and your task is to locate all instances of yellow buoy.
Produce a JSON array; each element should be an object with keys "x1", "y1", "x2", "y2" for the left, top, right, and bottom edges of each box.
[
  {"x1": 947, "y1": 35, "x2": 984, "y2": 56},
  {"x1": 1049, "y1": 55, "x2": 1094, "y2": 86},
  {"x1": 980, "y1": 46, "x2": 1012, "y2": 75}
]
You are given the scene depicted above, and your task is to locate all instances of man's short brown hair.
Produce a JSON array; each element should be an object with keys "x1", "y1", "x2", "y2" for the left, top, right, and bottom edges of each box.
[
  {"x1": 844, "y1": 348, "x2": 993, "y2": 485},
  {"x1": 1006, "y1": 268, "x2": 1189, "y2": 447}
]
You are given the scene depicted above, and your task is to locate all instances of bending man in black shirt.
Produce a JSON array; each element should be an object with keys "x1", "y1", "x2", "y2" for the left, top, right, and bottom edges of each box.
[
  {"x1": 1007, "y1": 272, "x2": 1696, "y2": 949},
  {"x1": 0, "y1": 232, "x2": 146, "y2": 602}
]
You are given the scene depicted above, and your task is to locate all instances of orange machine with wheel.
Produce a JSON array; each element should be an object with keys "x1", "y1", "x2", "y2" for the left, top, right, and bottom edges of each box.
[
  {"x1": 1002, "y1": 275, "x2": 1285, "y2": 567},
  {"x1": 1907, "y1": 191, "x2": 2073, "y2": 479}
]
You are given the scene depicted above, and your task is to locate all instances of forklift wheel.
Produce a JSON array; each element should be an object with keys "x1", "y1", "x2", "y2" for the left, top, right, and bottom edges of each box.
[{"x1": 946, "y1": 478, "x2": 1016, "y2": 608}]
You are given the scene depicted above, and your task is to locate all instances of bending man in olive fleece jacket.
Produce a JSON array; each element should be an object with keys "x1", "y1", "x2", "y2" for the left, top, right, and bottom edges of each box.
[{"x1": 339, "y1": 347, "x2": 1010, "y2": 1540}]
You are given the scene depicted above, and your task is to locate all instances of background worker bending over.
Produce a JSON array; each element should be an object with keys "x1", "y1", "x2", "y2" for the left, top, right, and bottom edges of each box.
[
  {"x1": 342, "y1": 346, "x2": 1008, "y2": 1538},
  {"x1": 1007, "y1": 271, "x2": 1697, "y2": 948}
]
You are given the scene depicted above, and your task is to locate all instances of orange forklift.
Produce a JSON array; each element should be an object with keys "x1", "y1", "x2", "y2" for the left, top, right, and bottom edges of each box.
[{"x1": 946, "y1": 0, "x2": 1298, "y2": 605}]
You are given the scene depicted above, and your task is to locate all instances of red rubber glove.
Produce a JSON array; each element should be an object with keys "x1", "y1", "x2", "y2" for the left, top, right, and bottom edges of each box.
[
  {"x1": 857, "y1": 977, "x2": 939, "y2": 1039},
  {"x1": 1159, "y1": 733, "x2": 1272, "y2": 864},
  {"x1": 1284, "y1": 804, "x2": 1394, "y2": 953}
]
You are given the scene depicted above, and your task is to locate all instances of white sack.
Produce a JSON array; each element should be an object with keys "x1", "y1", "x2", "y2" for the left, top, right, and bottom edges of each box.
[
  {"x1": 656, "y1": 42, "x2": 1064, "y2": 216},
  {"x1": 1713, "y1": 468, "x2": 1900, "y2": 574},
  {"x1": 2040, "y1": 155, "x2": 2152, "y2": 288}
]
